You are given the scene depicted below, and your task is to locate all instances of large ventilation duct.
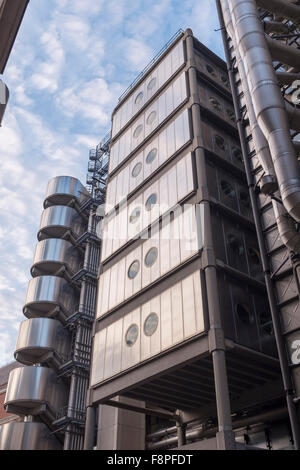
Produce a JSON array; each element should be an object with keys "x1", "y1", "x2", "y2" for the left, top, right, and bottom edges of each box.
[
  {"x1": 221, "y1": 0, "x2": 277, "y2": 193},
  {"x1": 272, "y1": 195, "x2": 300, "y2": 253},
  {"x1": 256, "y1": 0, "x2": 300, "y2": 21},
  {"x1": 228, "y1": 0, "x2": 300, "y2": 223},
  {"x1": 266, "y1": 35, "x2": 300, "y2": 71}
]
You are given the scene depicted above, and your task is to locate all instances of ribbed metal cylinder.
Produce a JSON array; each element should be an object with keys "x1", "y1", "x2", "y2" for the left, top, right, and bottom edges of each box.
[
  {"x1": 4, "y1": 366, "x2": 68, "y2": 417},
  {"x1": 38, "y1": 205, "x2": 86, "y2": 241},
  {"x1": 44, "y1": 175, "x2": 90, "y2": 209},
  {"x1": 23, "y1": 275, "x2": 79, "y2": 321},
  {"x1": 0, "y1": 422, "x2": 62, "y2": 450},
  {"x1": 31, "y1": 238, "x2": 82, "y2": 278},
  {"x1": 14, "y1": 318, "x2": 71, "y2": 366}
]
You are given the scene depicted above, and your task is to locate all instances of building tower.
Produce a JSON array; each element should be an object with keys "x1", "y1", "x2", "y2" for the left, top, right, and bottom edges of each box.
[
  {"x1": 0, "y1": 140, "x2": 109, "y2": 450},
  {"x1": 216, "y1": 0, "x2": 300, "y2": 449},
  {"x1": 84, "y1": 29, "x2": 289, "y2": 451}
]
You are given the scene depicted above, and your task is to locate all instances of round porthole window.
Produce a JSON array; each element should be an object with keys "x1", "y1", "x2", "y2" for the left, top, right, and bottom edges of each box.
[
  {"x1": 206, "y1": 64, "x2": 216, "y2": 76},
  {"x1": 209, "y1": 96, "x2": 222, "y2": 112},
  {"x1": 215, "y1": 135, "x2": 227, "y2": 151},
  {"x1": 135, "y1": 91, "x2": 143, "y2": 106},
  {"x1": 129, "y1": 206, "x2": 141, "y2": 224},
  {"x1": 144, "y1": 247, "x2": 158, "y2": 267},
  {"x1": 221, "y1": 180, "x2": 235, "y2": 198},
  {"x1": 125, "y1": 324, "x2": 139, "y2": 346},
  {"x1": 147, "y1": 77, "x2": 157, "y2": 91},
  {"x1": 128, "y1": 260, "x2": 140, "y2": 279},
  {"x1": 145, "y1": 193, "x2": 157, "y2": 211},
  {"x1": 221, "y1": 75, "x2": 230, "y2": 87},
  {"x1": 226, "y1": 108, "x2": 235, "y2": 123},
  {"x1": 144, "y1": 313, "x2": 159, "y2": 336},
  {"x1": 146, "y1": 111, "x2": 157, "y2": 125},
  {"x1": 133, "y1": 124, "x2": 143, "y2": 139},
  {"x1": 233, "y1": 147, "x2": 243, "y2": 163},
  {"x1": 132, "y1": 162, "x2": 142, "y2": 177},
  {"x1": 236, "y1": 303, "x2": 254, "y2": 325},
  {"x1": 146, "y1": 148, "x2": 157, "y2": 164}
]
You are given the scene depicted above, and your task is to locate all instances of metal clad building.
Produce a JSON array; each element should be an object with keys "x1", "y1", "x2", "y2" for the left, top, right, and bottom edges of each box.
[{"x1": 86, "y1": 29, "x2": 285, "y2": 450}]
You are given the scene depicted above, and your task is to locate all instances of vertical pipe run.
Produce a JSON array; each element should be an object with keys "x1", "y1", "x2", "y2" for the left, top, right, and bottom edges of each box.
[
  {"x1": 84, "y1": 406, "x2": 96, "y2": 450},
  {"x1": 216, "y1": 0, "x2": 300, "y2": 449},
  {"x1": 186, "y1": 29, "x2": 235, "y2": 450}
]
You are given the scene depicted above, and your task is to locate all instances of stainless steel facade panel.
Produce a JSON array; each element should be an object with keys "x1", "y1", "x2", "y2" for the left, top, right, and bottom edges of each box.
[
  {"x1": 197, "y1": 82, "x2": 235, "y2": 127},
  {"x1": 109, "y1": 72, "x2": 187, "y2": 173},
  {"x1": 38, "y1": 205, "x2": 86, "y2": 241},
  {"x1": 15, "y1": 318, "x2": 71, "y2": 366},
  {"x1": 106, "y1": 109, "x2": 190, "y2": 211},
  {"x1": 24, "y1": 275, "x2": 79, "y2": 319},
  {"x1": 44, "y1": 175, "x2": 90, "y2": 208},
  {"x1": 97, "y1": 206, "x2": 200, "y2": 318},
  {"x1": 111, "y1": 40, "x2": 184, "y2": 138},
  {"x1": 4, "y1": 366, "x2": 68, "y2": 415},
  {"x1": 102, "y1": 152, "x2": 194, "y2": 261},
  {"x1": 194, "y1": 51, "x2": 231, "y2": 93},
  {"x1": 91, "y1": 270, "x2": 205, "y2": 386},
  {"x1": 31, "y1": 238, "x2": 82, "y2": 277},
  {"x1": 0, "y1": 422, "x2": 62, "y2": 450}
]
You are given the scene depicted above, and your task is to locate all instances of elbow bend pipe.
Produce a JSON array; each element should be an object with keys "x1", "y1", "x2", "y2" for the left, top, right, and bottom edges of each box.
[
  {"x1": 285, "y1": 100, "x2": 300, "y2": 131},
  {"x1": 256, "y1": 0, "x2": 300, "y2": 22},
  {"x1": 228, "y1": 0, "x2": 300, "y2": 222},
  {"x1": 264, "y1": 19, "x2": 291, "y2": 34},
  {"x1": 276, "y1": 71, "x2": 300, "y2": 86}
]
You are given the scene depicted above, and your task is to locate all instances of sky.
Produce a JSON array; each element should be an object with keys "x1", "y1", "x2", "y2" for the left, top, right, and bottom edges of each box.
[{"x1": 0, "y1": 0, "x2": 224, "y2": 366}]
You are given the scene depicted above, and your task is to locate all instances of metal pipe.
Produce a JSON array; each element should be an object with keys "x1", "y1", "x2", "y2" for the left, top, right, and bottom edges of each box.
[
  {"x1": 264, "y1": 19, "x2": 291, "y2": 33},
  {"x1": 285, "y1": 100, "x2": 300, "y2": 131},
  {"x1": 266, "y1": 35, "x2": 300, "y2": 71},
  {"x1": 216, "y1": 0, "x2": 300, "y2": 449},
  {"x1": 147, "y1": 406, "x2": 288, "y2": 450},
  {"x1": 256, "y1": 0, "x2": 300, "y2": 21},
  {"x1": 294, "y1": 140, "x2": 300, "y2": 155},
  {"x1": 272, "y1": 194, "x2": 300, "y2": 253},
  {"x1": 222, "y1": 0, "x2": 277, "y2": 193},
  {"x1": 228, "y1": 0, "x2": 300, "y2": 223},
  {"x1": 277, "y1": 71, "x2": 300, "y2": 85}
]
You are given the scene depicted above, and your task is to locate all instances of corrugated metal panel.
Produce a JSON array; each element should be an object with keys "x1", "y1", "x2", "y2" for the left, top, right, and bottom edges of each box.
[
  {"x1": 111, "y1": 40, "x2": 184, "y2": 138},
  {"x1": 102, "y1": 152, "x2": 194, "y2": 261},
  {"x1": 97, "y1": 206, "x2": 199, "y2": 318},
  {"x1": 91, "y1": 270, "x2": 204, "y2": 386},
  {"x1": 109, "y1": 71, "x2": 187, "y2": 173}
]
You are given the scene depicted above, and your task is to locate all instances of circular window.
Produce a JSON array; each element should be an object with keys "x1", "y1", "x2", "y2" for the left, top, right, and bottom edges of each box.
[
  {"x1": 221, "y1": 75, "x2": 230, "y2": 87},
  {"x1": 135, "y1": 91, "x2": 143, "y2": 106},
  {"x1": 227, "y1": 234, "x2": 244, "y2": 255},
  {"x1": 145, "y1": 193, "x2": 157, "y2": 211},
  {"x1": 128, "y1": 260, "x2": 140, "y2": 279},
  {"x1": 146, "y1": 148, "x2": 157, "y2": 164},
  {"x1": 221, "y1": 180, "x2": 235, "y2": 198},
  {"x1": 248, "y1": 247, "x2": 261, "y2": 265},
  {"x1": 146, "y1": 111, "x2": 157, "y2": 125},
  {"x1": 129, "y1": 206, "x2": 141, "y2": 224},
  {"x1": 226, "y1": 108, "x2": 235, "y2": 123},
  {"x1": 133, "y1": 124, "x2": 143, "y2": 139},
  {"x1": 209, "y1": 96, "x2": 222, "y2": 112},
  {"x1": 132, "y1": 162, "x2": 142, "y2": 177},
  {"x1": 233, "y1": 148, "x2": 243, "y2": 163},
  {"x1": 206, "y1": 64, "x2": 216, "y2": 76},
  {"x1": 215, "y1": 135, "x2": 227, "y2": 151},
  {"x1": 144, "y1": 247, "x2": 158, "y2": 267},
  {"x1": 240, "y1": 191, "x2": 250, "y2": 208},
  {"x1": 236, "y1": 303, "x2": 254, "y2": 325},
  {"x1": 125, "y1": 324, "x2": 139, "y2": 346},
  {"x1": 144, "y1": 312, "x2": 159, "y2": 336},
  {"x1": 147, "y1": 77, "x2": 157, "y2": 91}
]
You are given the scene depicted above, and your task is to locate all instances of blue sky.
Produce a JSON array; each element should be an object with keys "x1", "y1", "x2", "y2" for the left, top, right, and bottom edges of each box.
[{"x1": 0, "y1": 0, "x2": 224, "y2": 366}]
